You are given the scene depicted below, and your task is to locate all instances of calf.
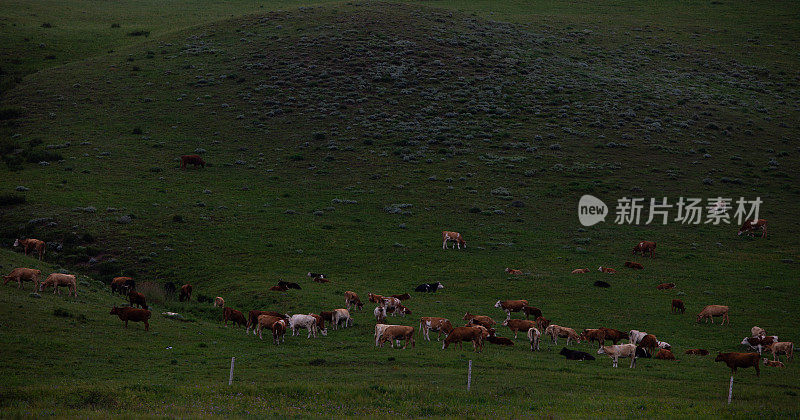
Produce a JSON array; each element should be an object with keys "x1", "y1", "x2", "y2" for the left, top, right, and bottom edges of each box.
[
  {"x1": 223, "y1": 307, "x2": 247, "y2": 327},
  {"x1": 419, "y1": 317, "x2": 453, "y2": 341},
  {"x1": 624, "y1": 261, "x2": 643, "y2": 269},
  {"x1": 715, "y1": 352, "x2": 760, "y2": 376},
  {"x1": 443, "y1": 326, "x2": 484, "y2": 352},
  {"x1": 766, "y1": 342, "x2": 793, "y2": 362},
  {"x1": 179, "y1": 284, "x2": 192, "y2": 301},
  {"x1": 332, "y1": 308, "x2": 352, "y2": 329},
  {"x1": 656, "y1": 283, "x2": 676, "y2": 290},
  {"x1": 214, "y1": 297, "x2": 225, "y2": 308},
  {"x1": 528, "y1": 327, "x2": 541, "y2": 351},
  {"x1": 522, "y1": 306, "x2": 542, "y2": 320},
  {"x1": 3, "y1": 267, "x2": 41, "y2": 290},
  {"x1": 415, "y1": 282, "x2": 443, "y2": 293},
  {"x1": 598, "y1": 267, "x2": 616, "y2": 274},
  {"x1": 655, "y1": 349, "x2": 676, "y2": 360},
  {"x1": 495, "y1": 299, "x2": 528, "y2": 320},
  {"x1": 696, "y1": 305, "x2": 729, "y2": 325},
  {"x1": 685, "y1": 349, "x2": 709, "y2": 356},
  {"x1": 741, "y1": 335, "x2": 778, "y2": 354},
  {"x1": 764, "y1": 359, "x2": 785, "y2": 368},
  {"x1": 111, "y1": 276, "x2": 135, "y2": 294},
  {"x1": 289, "y1": 314, "x2": 325, "y2": 338},
  {"x1": 344, "y1": 291, "x2": 364, "y2": 311},
  {"x1": 14, "y1": 238, "x2": 45, "y2": 260},
  {"x1": 128, "y1": 290, "x2": 148, "y2": 310},
  {"x1": 502, "y1": 319, "x2": 536, "y2": 339},
  {"x1": 442, "y1": 231, "x2": 466, "y2": 249},
  {"x1": 598, "y1": 344, "x2": 637, "y2": 368},
  {"x1": 272, "y1": 319, "x2": 287, "y2": 345},
  {"x1": 671, "y1": 299, "x2": 685, "y2": 314},
  {"x1": 463, "y1": 312, "x2": 496, "y2": 328},
  {"x1": 545, "y1": 325, "x2": 581, "y2": 346},
  {"x1": 180, "y1": 154, "x2": 205, "y2": 169},
  {"x1": 571, "y1": 268, "x2": 589, "y2": 274},
  {"x1": 110, "y1": 306, "x2": 150, "y2": 331},
  {"x1": 738, "y1": 219, "x2": 767, "y2": 238},
  {"x1": 487, "y1": 335, "x2": 514, "y2": 346},
  {"x1": 373, "y1": 306, "x2": 387, "y2": 323},
  {"x1": 505, "y1": 268, "x2": 523, "y2": 275},
  {"x1": 256, "y1": 315, "x2": 283, "y2": 340},
  {"x1": 379, "y1": 325, "x2": 415, "y2": 349},
  {"x1": 40, "y1": 273, "x2": 77, "y2": 297},
  {"x1": 560, "y1": 347, "x2": 595, "y2": 361},
  {"x1": 633, "y1": 241, "x2": 656, "y2": 257}
]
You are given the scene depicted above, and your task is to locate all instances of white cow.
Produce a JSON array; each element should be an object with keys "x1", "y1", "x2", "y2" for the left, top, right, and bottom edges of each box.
[
  {"x1": 598, "y1": 344, "x2": 638, "y2": 368},
  {"x1": 289, "y1": 314, "x2": 325, "y2": 338},
  {"x1": 628, "y1": 330, "x2": 647, "y2": 344},
  {"x1": 527, "y1": 327, "x2": 541, "y2": 351},
  {"x1": 333, "y1": 309, "x2": 352, "y2": 329},
  {"x1": 374, "y1": 306, "x2": 387, "y2": 323}
]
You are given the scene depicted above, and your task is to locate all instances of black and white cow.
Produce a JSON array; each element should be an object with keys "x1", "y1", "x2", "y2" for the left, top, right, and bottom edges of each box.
[{"x1": 415, "y1": 282, "x2": 444, "y2": 293}]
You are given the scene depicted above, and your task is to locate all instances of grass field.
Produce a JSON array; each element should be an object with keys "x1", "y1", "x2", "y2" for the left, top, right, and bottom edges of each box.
[{"x1": 1, "y1": 0, "x2": 799, "y2": 417}]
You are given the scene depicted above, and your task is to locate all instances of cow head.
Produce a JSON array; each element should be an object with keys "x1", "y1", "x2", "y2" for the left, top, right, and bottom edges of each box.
[
  {"x1": 501, "y1": 319, "x2": 509, "y2": 327},
  {"x1": 462, "y1": 312, "x2": 472, "y2": 321},
  {"x1": 13, "y1": 239, "x2": 20, "y2": 247},
  {"x1": 714, "y1": 352, "x2": 724, "y2": 362}
]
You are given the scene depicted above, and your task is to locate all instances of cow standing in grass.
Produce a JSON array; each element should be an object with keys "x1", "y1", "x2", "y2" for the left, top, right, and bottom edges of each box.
[
  {"x1": 14, "y1": 238, "x2": 45, "y2": 260},
  {"x1": 3, "y1": 267, "x2": 41, "y2": 290}
]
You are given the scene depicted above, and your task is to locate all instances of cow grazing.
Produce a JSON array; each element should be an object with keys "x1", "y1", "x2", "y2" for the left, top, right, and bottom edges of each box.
[
  {"x1": 246, "y1": 310, "x2": 289, "y2": 335},
  {"x1": 766, "y1": 342, "x2": 793, "y2": 362},
  {"x1": 374, "y1": 324, "x2": 391, "y2": 346},
  {"x1": 179, "y1": 284, "x2": 192, "y2": 301},
  {"x1": 379, "y1": 325, "x2": 415, "y2": 349},
  {"x1": 463, "y1": 312, "x2": 496, "y2": 328},
  {"x1": 741, "y1": 335, "x2": 778, "y2": 354},
  {"x1": 685, "y1": 349, "x2": 710, "y2": 356},
  {"x1": 495, "y1": 299, "x2": 528, "y2": 320},
  {"x1": 560, "y1": 347, "x2": 595, "y2": 361},
  {"x1": 580, "y1": 329, "x2": 606, "y2": 348},
  {"x1": 309, "y1": 314, "x2": 327, "y2": 335},
  {"x1": 671, "y1": 299, "x2": 685, "y2": 314},
  {"x1": 39, "y1": 273, "x2": 77, "y2": 297},
  {"x1": 3, "y1": 267, "x2": 41, "y2": 290},
  {"x1": 528, "y1": 327, "x2": 541, "y2": 351},
  {"x1": 128, "y1": 290, "x2": 148, "y2": 310},
  {"x1": 344, "y1": 291, "x2": 363, "y2": 311},
  {"x1": 373, "y1": 306, "x2": 387, "y2": 323},
  {"x1": 655, "y1": 349, "x2": 676, "y2": 360},
  {"x1": 110, "y1": 306, "x2": 151, "y2": 331},
  {"x1": 535, "y1": 316, "x2": 550, "y2": 331},
  {"x1": 277, "y1": 280, "x2": 301, "y2": 290},
  {"x1": 628, "y1": 330, "x2": 647, "y2": 345},
  {"x1": 715, "y1": 352, "x2": 760, "y2": 376},
  {"x1": 598, "y1": 267, "x2": 616, "y2": 274},
  {"x1": 442, "y1": 231, "x2": 466, "y2": 249},
  {"x1": 223, "y1": 307, "x2": 247, "y2": 327},
  {"x1": 415, "y1": 282, "x2": 444, "y2": 293},
  {"x1": 593, "y1": 281, "x2": 611, "y2": 288},
  {"x1": 599, "y1": 328, "x2": 627, "y2": 345},
  {"x1": 633, "y1": 241, "x2": 657, "y2": 257},
  {"x1": 696, "y1": 305, "x2": 729, "y2": 325},
  {"x1": 751, "y1": 326, "x2": 766, "y2": 338},
  {"x1": 14, "y1": 238, "x2": 45, "y2": 260},
  {"x1": 111, "y1": 277, "x2": 135, "y2": 294},
  {"x1": 214, "y1": 297, "x2": 225, "y2": 308},
  {"x1": 598, "y1": 344, "x2": 638, "y2": 368},
  {"x1": 522, "y1": 306, "x2": 542, "y2": 320},
  {"x1": 545, "y1": 325, "x2": 581, "y2": 346},
  {"x1": 256, "y1": 315, "x2": 283, "y2": 340},
  {"x1": 487, "y1": 335, "x2": 514, "y2": 346},
  {"x1": 571, "y1": 268, "x2": 589, "y2": 274},
  {"x1": 624, "y1": 261, "x2": 643, "y2": 270},
  {"x1": 502, "y1": 319, "x2": 537, "y2": 339},
  {"x1": 180, "y1": 154, "x2": 205, "y2": 169},
  {"x1": 272, "y1": 319, "x2": 287, "y2": 344},
  {"x1": 419, "y1": 317, "x2": 453, "y2": 341},
  {"x1": 505, "y1": 268, "x2": 523, "y2": 275},
  {"x1": 638, "y1": 334, "x2": 659, "y2": 356},
  {"x1": 332, "y1": 309, "x2": 352, "y2": 329},
  {"x1": 764, "y1": 359, "x2": 785, "y2": 368},
  {"x1": 289, "y1": 314, "x2": 325, "y2": 338},
  {"x1": 380, "y1": 297, "x2": 402, "y2": 315},
  {"x1": 656, "y1": 283, "x2": 676, "y2": 290},
  {"x1": 443, "y1": 326, "x2": 484, "y2": 352},
  {"x1": 738, "y1": 219, "x2": 767, "y2": 238}
]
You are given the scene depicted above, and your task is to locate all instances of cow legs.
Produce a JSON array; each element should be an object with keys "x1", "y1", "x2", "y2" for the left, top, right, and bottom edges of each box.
[
  {"x1": 144, "y1": 320, "x2": 149, "y2": 331},
  {"x1": 442, "y1": 239, "x2": 447, "y2": 249},
  {"x1": 612, "y1": 356, "x2": 618, "y2": 367},
  {"x1": 630, "y1": 356, "x2": 636, "y2": 368}
]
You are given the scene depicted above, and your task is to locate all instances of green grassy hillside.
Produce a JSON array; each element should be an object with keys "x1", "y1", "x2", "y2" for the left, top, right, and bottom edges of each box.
[{"x1": 0, "y1": 1, "x2": 798, "y2": 417}]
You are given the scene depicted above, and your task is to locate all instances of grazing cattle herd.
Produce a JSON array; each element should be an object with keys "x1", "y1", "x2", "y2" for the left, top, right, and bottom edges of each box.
[{"x1": 4, "y1": 227, "x2": 791, "y2": 387}]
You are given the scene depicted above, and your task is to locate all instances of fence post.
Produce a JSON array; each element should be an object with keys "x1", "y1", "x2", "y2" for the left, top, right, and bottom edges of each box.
[
  {"x1": 229, "y1": 357, "x2": 235, "y2": 385},
  {"x1": 727, "y1": 376, "x2": 733, "y2": 404},
  {"x1": 467, "y1": 360, "x2": 472, "y2": 391}
]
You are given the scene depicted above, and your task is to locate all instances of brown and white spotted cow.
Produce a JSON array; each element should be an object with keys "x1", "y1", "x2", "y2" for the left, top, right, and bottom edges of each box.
[
  {"x1": 738, "y1": 219, "x2": 767, "y2": 238},
  {"x1": 442, "y1": 231, "x2": 466, "y2": 250}
]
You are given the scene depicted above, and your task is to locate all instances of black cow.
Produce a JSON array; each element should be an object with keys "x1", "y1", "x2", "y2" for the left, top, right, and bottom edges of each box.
[
  {"x1": 415, "y1": 282, "x2": 443, "y2": 293},
  {"x1": 559, "y1": 347, "x2": 595, "y2": 361},
  {"x1": 593, "y1": 280, "x2": 611, "y2": 288},
  {"x1": 277, "y1": 280, "x2": 301, "y2": 290}
]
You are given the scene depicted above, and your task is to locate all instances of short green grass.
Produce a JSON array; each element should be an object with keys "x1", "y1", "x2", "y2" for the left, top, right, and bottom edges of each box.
[{"x1": 0, "y1": 0, "x2": 798, "y2": 417}]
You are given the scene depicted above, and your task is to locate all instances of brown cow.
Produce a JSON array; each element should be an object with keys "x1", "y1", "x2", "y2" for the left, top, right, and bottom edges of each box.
[
  {"x1": 598, "y1": 266, "x2": 616, "y2": 274},
  {"x1": 256, "y1": 315, "x2": 284, "y2": 340},
  {"x1": 111, "y1": 277, "x2": 135, "y2": 294},
  {"x1": 624, "y1": 261, "x2": 644, "y2": 270},
  {"x1": 633, "y1": 241, "x2": 656, "y2": 257},
  {"x1": 379, "y1": 325, "x2": 415, "y2": 349},
  {"x1": 214, "y1": 297, "x2": 225, "y2": 308},
  {"x1": 599, "y1": 328, "x2": 627, "y2": 344},
  {"x1": 487, "y1": 335, "x2": 514, "y2": 346},
  {"x1": 270, "y1": 284, "x2": 287, "y2": 292},
  {"x1": 442, "y1": 231, "x2": 466, "y2": 250},
  {"x1": 544, "y1": 325, "x2": 581, "y2": 346},
  {"x1": 272, "y1": 319, "x2": 287, "y2": 344},
  {"x1": 638, "y1": 334, "x2": 659, "y2": 356},
  {"x1": 14, "y1": 238, "x2": 46, "y2": 260},
  {"x1": 671, "y1": 299, "x2": 685, "y2": 314},
  {"x1": 367, "y1": 293, "x2": 385, "y2": 304},
  {"x1": 39, "y1": 273, "x2": 77, "y2": 297},
  {"x1": 571, "y1": 268, "x2": 589, "y2": 274},
  {"x1": 495, "y1": 300, "x2": 528, "y2": 320},
  {"x1": 419, "y1": 317, "x2": 453, "y2": 341},
  {"x1": 180, "y1": 154, "x2": 205, "y2": 169},
  {"x1": 246, "y1": 310, "x2": 288, "y2": 335},
  {"x1": 764, "y1": 359, "x2": 785, "y2": 368},
  {"x1": 685, "y1": 349, "x2": 709, "y2": 356},
  {"x1": 443, "y1": 326, "x2": 484, "y2": 352},
  {"x1": 3, "y1": 267, "x2": 41, "y2": 290},
  {"x1": 715, "y1": 352, "x2": 760, "y2": 376},
  {"x1": 580, "y1": 329, "x2": 606, "y2": 348},
  {"x1": 657, "y1": 283, "x2": 676, "y2": 290},
  {"x1": 110, "y1": 306, "x2": 151, "y2": 331},
  {"x1": 523, "y1": 306, "x2": 542, "y2": 320},
  {"x1": 463, "y1": 312, "x2": 496, "y2": 328},
  {"x1": 535, "y1": 316, "x2": 550, "y2": 331},
  {"x1": 223, "y1": 307, "x2": 247, "y2": 327},
  {"x1": 766, "y1": 342, "x2": 794, "y2": 362},
  {"x1": 502, "y1": 319, "x2": 537, "y2": 339},
  {"x1": 391, "y1": 293, "x2": 411, "y2": 301},
  {"x1": 655, "y1": 349, "x2": 676, "y2": 360},
  {"x1": 179, "y1": 284, "x2": 192, "y2": 301},
  {"x1": 128, "y1": 290, "x2": 148, "y2": 310},
  {"x1": 738, "y1": 219, "x2": 767, "y2": 238},
  {"x1": 505, "y1": 268, "x2": 523, "y2": 275},
  {"x1": 696, "y1": 305, "x2": 729, "y2": 325},
  {"x1": 309, "y1": 313, "x2": 328, "y2": 334},
  {"x1": 344, "y1": 291, "x2": 364, "y2": 311}
]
